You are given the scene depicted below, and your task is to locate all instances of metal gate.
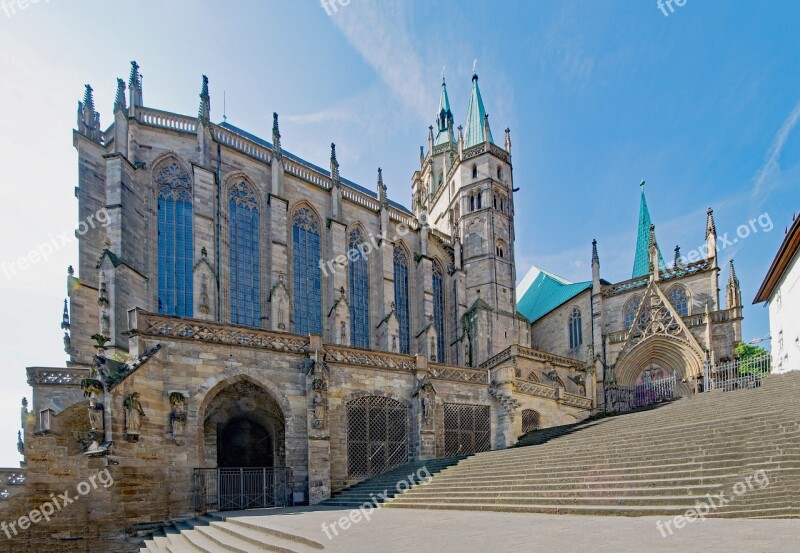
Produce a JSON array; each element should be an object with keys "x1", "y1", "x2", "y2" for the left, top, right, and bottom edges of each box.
[
  {"x1": 347, "y1": 396, "x2": 409, "y2": 478},
  {"x1": 521, "y1": 409, "x2": 541, "y2": 434},
  {"x1": 193, "y1": 467, "x2": 292, "y2": 512},
  {"x1": 607, "y1": 373, "x2": 676, "y2": 413},
  {"x1": 444, "y1": 403, "x2": 491, "y2": 456}
]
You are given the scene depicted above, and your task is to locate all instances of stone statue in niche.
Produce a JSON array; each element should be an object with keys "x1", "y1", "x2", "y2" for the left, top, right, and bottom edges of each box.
[
  {"x1": 340, "y1": 321, "x2": 346, "y2": 346},
  {"x1": 200, "y1": 275, "x2": 210, "y2": 314},
  {"x1": 391, "y1": 335, "x2": 398, "y2": 353},
  {"x1": 169, "y1": 393, "x2": 187, "y2": 444},
  {"x1": 421, "y1": 393, "x2": 432, "y2": 425},
  {"x1": 123, "y1": 392, "x2": 145, "y2": 441},
  {"x1": 430, "y1": 336, "x2": 437, "y2": 362},
  {"x1": 312, "y1": 391, "x2": 326, "y2": 429},
  {"x1": 88, "y1": 396, "x2": 104, "y2": 432}
]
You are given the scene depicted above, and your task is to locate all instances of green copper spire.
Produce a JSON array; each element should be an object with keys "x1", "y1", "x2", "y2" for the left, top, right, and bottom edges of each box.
[
  {"x1": 632, "y1": 181, "x2": 666, "y2": 278},
  {"x1": 434, "y1": 77, "x2": 455, "y2": 146},
  {"x1": 463, "y1": 72, "x2": 494, "y2": 148}
]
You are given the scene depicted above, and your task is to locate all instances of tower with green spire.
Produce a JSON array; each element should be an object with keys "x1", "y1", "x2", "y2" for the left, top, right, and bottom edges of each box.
[
  {"x1": 411, "y1": 69, "x2": 522, "y2": 366},
  {"x1": 632, "y1": 181, "x2": 666, "y2": 278}
]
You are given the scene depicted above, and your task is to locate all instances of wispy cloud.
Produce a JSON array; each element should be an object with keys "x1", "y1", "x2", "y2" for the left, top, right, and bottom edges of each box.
[
  {"x1": 327, "y1": 2, "x2": 429, "y2": 120},
  {"x1": 752, "y1": 101, "x2": 800, "y2": 199}
]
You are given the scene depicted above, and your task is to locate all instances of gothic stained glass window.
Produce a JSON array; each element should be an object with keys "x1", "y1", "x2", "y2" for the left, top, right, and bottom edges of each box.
[
  {"x1": 668, "y1": 286, "x2": 690, "y2": 317},
  {"x1": 157, "y1": 162, "x2": 193, "y2": 317},
  {"x1": 625, "y1": 296, "x2": 642, "y2": 330},
  {"x1": 293, "y1": 208, "x2": 322, "y2": 335},
  {"x1": 432, "y1": 261, "x2": 446, "y2": 363},
  {"x1": 229, "y1": 182, "x2": 260, "y2": 327},
  {"x1": 568, "y1": 307, "x2": 583, "y2": 350},
  {"x1": 349, "y1": 227, "x2": 370, "y2": 349},
  {"x1": 394, "y1": 246, "x2": 410, "y2": 354}
]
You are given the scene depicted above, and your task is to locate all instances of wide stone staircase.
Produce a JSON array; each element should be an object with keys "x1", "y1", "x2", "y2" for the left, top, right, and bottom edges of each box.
[
  {"x1": 386, "y1": 370, "x2": 800, "y2": 517},
  {"x1": 322, "y1": 457, "x2": 464, "y2": 508},
  {"x1": 140, "y1": 513, "x2": 327, "y2": 553}
]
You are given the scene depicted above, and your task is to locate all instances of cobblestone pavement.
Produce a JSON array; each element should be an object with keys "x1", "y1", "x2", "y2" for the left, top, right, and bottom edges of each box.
[{"x1": 223, "y1": 506, "x2": 798, "y2": 553}]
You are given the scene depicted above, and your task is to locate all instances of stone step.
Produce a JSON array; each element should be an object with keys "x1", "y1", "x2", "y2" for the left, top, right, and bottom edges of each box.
[
  {"x1": 193, "y1": 523, "x2": 301, "y2": 553},
  {"x1": 440, "y1": 452, "x2": 800, "y2": 476},
  {"x1": 221, "y1": 517, "x2": 326, "y2": 550},
  {"x1": 426, "y1": 460, "x2": 788, "y2": 483},
  {"x1": 513, "y1": 422, "x2": 800, "y2": 452},
  {"x1": 385, "y1": 501, "x2": 694, "y2": 516}
]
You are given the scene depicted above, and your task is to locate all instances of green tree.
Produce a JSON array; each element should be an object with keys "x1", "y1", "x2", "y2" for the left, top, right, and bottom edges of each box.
[{"x1": 734, "y1": 342, "x2": 771, "y2": 375}]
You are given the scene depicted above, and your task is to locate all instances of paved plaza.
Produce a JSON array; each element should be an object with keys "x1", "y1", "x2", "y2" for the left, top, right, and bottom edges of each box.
[{"x1": 219, "y1": 506, "x2": 799, "y2": 553}]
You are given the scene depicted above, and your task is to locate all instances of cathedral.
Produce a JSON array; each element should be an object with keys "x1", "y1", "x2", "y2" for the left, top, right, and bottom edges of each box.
[{"x1": 4, "y1": 61, "x2": 742, "y2": 549}]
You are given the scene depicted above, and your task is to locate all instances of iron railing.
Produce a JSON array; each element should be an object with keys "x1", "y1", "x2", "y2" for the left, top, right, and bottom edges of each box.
[
  {"x1": 703, "y1": 354, "x2": 772, "y2": 392},
  {"x1": 607, "y1": 373, "x2": 677, "y2": 413},
  {"x1": 193, "y1": 467, "x2": 292, "y2": 513}
]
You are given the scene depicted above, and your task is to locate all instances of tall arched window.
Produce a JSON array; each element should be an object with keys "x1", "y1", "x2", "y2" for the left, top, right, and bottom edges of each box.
[
  {"x1": 229, "y1": 182, "x2": 260, "y2": 327},
  {"x1": 349, "y1": 227, "x2": 370, "y2": 349},
  {"x1": 293, "y1": 208, "x2": 322, "y2": 335},
  {"x1": 476, "y1": 192, "x2": 482, "y2": 209},
  {"x1": 432, "y1": 261, "x2": 445, "y2": 363},
  {"x1": 157, "y1": 161, "x2": 193, "y2": 317},
  {"x1": 469, "y1": 195, "x2": 475, "y2": 212},
  {"x1": 568, "y1": 307, "x2": 583, "y2": 350},
  {"x1": 624, "y1": 296, "x2": 642, "y2": 330},
  {"x1": 668, "y1": 286, "x2": 689, "y2": 317},
  {"x1": 394, "y1": 246, "x2": 410, "y2": 354}
]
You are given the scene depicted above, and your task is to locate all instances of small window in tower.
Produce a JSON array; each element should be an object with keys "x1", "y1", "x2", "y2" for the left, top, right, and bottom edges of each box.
[
  {"x1": 472, "y1": 164, "x2": 477, "y2": 179},
  {"x1": 469, "y1": 195, "x2": 475, "y2": 212},
  {"x1": 493, "y1": 195, "x2": 497, "y2": 209},
  {"x1": 497, "y1": 166, "x2": 502, "y2": 180},
  {"x1": 477, "y1": 192, "x2": 482, "y2": 209}
]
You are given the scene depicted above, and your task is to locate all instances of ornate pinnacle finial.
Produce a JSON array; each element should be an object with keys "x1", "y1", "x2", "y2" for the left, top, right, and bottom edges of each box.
[
  {"x1": 272, "y1": 112, "x2": 282, "y2": 161},
  {"x1": 67, "y1": 265, "x2": 74, "y2": 276},
  {"x1": 330, "y1": 143, "x2": 340, "y2": 186},
  {"x1": 83, "y1": 84, "x2": 95, "y2": 112},
  {"x1": 729, "y1": 259, "x2": 737, "y2": 280},
  {"x1": 706, "y1": 207, "x2": 717, "y2": 237},
  {"x1": 674, "y1": 245, "x2": 682, "y2": 267},
  {"x1": 505, "y1": 127, "x2": 511, "y2": 153},
  {"x1": 198, "y1": 75, "x2": 210, "y2": 123},
  {"x1": 114, "y1": 78, "x2": 127, "y2": 113},
  {"x1": 419, "y1": 145, "x2": 424, "y2": 166},
  {"x1": 592, "y1": 239, "x2": 599, "y2": 265},
  {"x1": 61, "y1": 298, "x2": 70, "y2": 330},
  {"x1": 640, "y1": 180, "x2": 646, "y2": 192},
  {"x1": 649, "y1": 224, "x2": 657, "y2": 247},
  {"x1": 128, "y1": 61, "x2": 140, "y2": 88},
  {"x1": 377, "y1": 167, "x2": 387, "y2": 206}
]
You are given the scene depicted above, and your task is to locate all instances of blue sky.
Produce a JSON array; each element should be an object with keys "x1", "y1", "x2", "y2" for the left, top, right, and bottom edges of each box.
[{"x1": 0, "y1": 0, "x2": 798, "y2": 465}]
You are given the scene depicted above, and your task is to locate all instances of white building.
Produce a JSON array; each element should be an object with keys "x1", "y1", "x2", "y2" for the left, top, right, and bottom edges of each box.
[{"x1": 755, "y1": 214, "x2": 800, "y2": 373}]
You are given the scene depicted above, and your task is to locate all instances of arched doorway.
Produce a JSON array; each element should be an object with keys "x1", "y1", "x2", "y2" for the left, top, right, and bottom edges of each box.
[
  {"x1": 218, "y1": 417, "x2": 273, "y2": 468},
  {"x1": 202, "y1": 379, "x2": 285, "y2": 468},
  {"x1": 196, "y1": 378, "x2": 290, "y2": 511}
]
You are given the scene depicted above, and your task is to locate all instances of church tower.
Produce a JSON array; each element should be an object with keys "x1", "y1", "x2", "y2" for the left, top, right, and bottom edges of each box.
[{"x1": 412, "y1": 71, "x2": 524, "y2": 366}]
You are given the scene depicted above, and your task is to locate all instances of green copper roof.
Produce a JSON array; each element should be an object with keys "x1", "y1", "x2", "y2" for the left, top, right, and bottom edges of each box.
[
  {"x1": 464, "y1": 73, "x2": 494, "y2": 148},
  {"x1": 435, "y1": 78, "x2": 455, "y2": 146},
  {"x1": 632, "y1": 186, "x2": 666, "y2": 278},
  {"x1": 516, "y1": 266, "x2": 592, "y2": 324}
]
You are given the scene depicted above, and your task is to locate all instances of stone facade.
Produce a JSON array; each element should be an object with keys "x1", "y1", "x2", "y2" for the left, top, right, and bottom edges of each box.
[{"x1": 0, "y1": 63, "x2": 595, "y2": 551}]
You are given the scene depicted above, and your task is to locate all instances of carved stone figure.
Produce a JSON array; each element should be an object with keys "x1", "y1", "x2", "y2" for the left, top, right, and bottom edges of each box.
[
  {"x1": 169, "y1": 394, "x2": 187, "y2": 444},
  {"x1": 124, "y1": 392, "x2": 145, "y2": 440},
  {"x1": 312, "y1": 391, "x2": 326, "y2": 429},
  {"x1": 421, "y1": 393, "x2": 432, "y2": 425},
  {"x1": 88, "y1": 396, "x2": 104, "y2": 432}
]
